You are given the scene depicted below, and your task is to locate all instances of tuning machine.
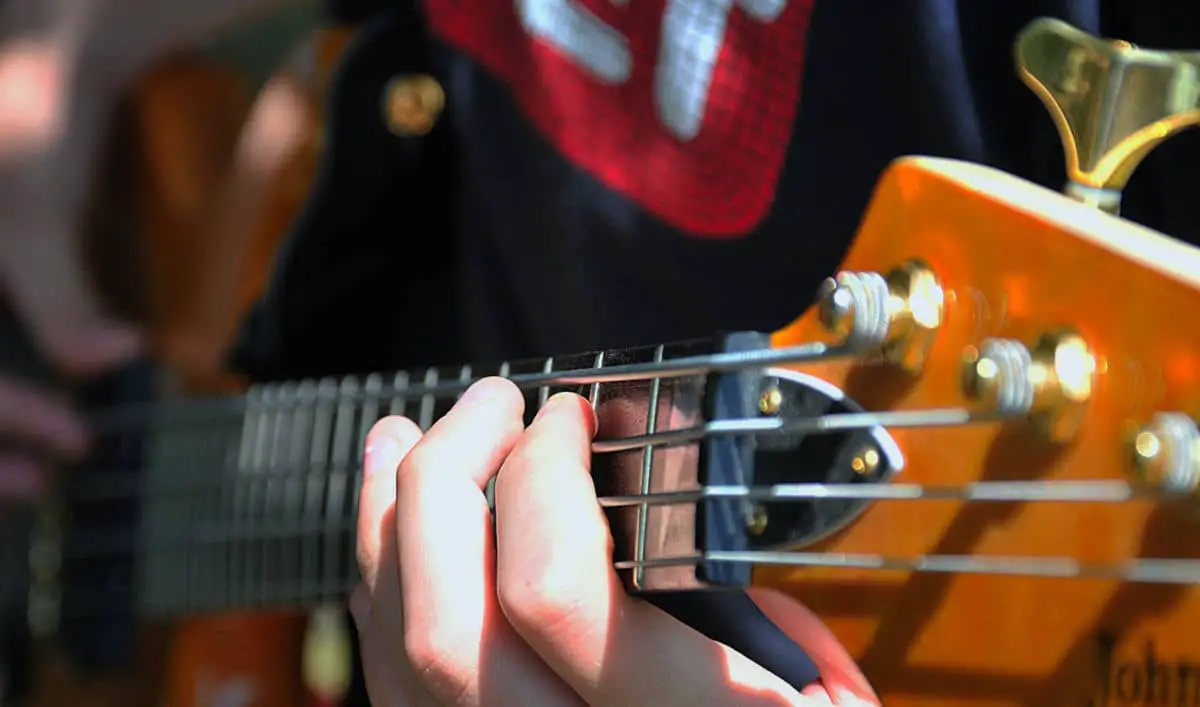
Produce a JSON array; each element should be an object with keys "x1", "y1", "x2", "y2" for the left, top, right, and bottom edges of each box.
[
  {"x1": 1015, "y1": 18, "x2": 1200, "y2": 215},
  {"x1": 815, "y1": 259, "x2": 944, "y2": 372},
  {"x1": 961, "y1": 328, "x2": 1097, "y2": 443},
  {"x1": 1128, "y1": 413, "x2": 1200, "y2": 498}
]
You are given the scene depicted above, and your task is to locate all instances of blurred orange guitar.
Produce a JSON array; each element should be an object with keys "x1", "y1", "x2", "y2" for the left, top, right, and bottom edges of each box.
[{"x1": 10, "y1": 21, "x2": 358, "y2": 707}]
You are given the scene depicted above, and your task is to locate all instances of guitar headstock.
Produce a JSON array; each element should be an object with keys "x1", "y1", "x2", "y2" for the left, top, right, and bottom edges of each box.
[
  {"x1": 757, "y1": 20, "x2": 1200, "y2": 704},
  {"x1": 772, "y1": 17, "x2": 1200, "y2": 499},
  {"x1": 778, "y1": 155, "x2": 1200, "y2": 490}
]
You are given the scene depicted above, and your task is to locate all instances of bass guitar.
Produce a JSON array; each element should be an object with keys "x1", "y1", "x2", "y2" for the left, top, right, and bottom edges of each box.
[{"x1": 4, "y1": 17, "x2": 1200, "y2": 707}]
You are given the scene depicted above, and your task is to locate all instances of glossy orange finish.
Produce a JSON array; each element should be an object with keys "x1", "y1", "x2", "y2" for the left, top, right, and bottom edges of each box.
[
  {"x1": 163, "y1": 612, "x2": 307, "y2": 707},
  {"x1": 764, "y1": 157, "x2": 1200, "y2": 706}
]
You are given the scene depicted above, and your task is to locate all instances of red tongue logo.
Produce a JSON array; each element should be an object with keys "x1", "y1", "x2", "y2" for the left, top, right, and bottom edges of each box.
[{"x1": 425, "y1": 0, "x2": 815, "y2": 239}]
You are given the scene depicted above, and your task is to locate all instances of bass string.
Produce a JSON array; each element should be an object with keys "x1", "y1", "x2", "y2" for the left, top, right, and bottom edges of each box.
[
  {"x1": 82, "y1": 342, "x2": 840, "y2": 432},
  {"x1": 55, "y1": 478, "x2": 1181, "y2": 560},
  {"x1": 64, "y1": 406, "x2": 982, "y2": 506},
  {"x1": 51, "y1": 403, "x2": 1186, "y2": 561},
  {"x1": 47, "y1": 551, "x2": 1200, "y2": 626}
]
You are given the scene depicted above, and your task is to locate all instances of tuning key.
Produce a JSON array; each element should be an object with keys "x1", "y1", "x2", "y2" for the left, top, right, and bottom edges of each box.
[
  {"x1": 1015, "y1": 18, "x2": 1200, "y2": 214},
  {"x1": 1129, "y1": 413, "x2": 1200, "y2": 496},
  {"x1": 961, "y1": 328, "x2": 1096, "y2": 442},
  {"x1": 815, "y1": 259, "x2": 944, "y2": 371}
]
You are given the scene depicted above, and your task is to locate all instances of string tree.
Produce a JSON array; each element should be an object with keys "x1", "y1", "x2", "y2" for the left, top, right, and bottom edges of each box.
[
  {"x1": 1015, "y1": 18, "x2": 1200, "y2": 215},
  {"x1": 815, "y1": 258, "x2": 944, "y2": 372},
  {"x1": 961, "y1": 327, "x2": 1098, "y2": 443}
]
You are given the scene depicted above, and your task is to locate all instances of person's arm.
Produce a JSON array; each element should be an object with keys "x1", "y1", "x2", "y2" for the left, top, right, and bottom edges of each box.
[
  {"x1": 4, "y1": 0, "x2": 297, "y2": 227},
  {"x1": 0, "y1": 0, "x2": 300, "y2": 480}
]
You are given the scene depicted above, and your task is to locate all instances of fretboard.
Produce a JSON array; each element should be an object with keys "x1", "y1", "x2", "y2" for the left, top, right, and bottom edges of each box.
[{"x1": 57, "y1": 337, "x2": 730, "y2": 622}]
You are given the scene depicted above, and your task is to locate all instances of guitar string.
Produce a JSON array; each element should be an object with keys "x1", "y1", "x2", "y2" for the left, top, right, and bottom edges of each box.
[
  {"x1": 53, "y1": 478, "x2": 1186, "y2": 558},
  {"x1": 28, "y1": 342, "x2": 1200, "y2": 623},
  {"x1": 53, "y1": 404, "x2": 1196, "y2": 552},
  {"x1": 83, "y1": 342, "x2": 844, "y2": 432},
  {"x1": 61, "y1": 406, "x2": 982, "y2": 504},
  {"x1": 46, "y1": 404, "x2": 1199, "y2": 575},
  {"x1": 45, "y1": 547, "x2": 1200, "y2": 624}
]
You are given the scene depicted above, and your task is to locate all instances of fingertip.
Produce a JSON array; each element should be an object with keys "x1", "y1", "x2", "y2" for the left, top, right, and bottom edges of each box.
[
  {"x1": 55, "y1": 322, "x2": 145, "y2": 378},
  {"x1": 494, "y1": 391, "x2": 608, "y2": 642},
  {"x1": 533, "y1": 392, "x2": 596, "y2": 435},
  {"x1": 364, "y1": 416, "x2": 422, "y2": 478},
  {"x1": 357, "y1": 417, "x2": 421, "y2": 586},
  {"x1": 455, "y1": 376, "x2": 525, "y2": 414}
]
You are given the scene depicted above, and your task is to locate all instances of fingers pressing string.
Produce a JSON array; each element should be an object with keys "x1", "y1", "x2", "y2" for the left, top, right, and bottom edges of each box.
[{"x1": 494, "y1": 392, "x2": 823, "y2": 706}]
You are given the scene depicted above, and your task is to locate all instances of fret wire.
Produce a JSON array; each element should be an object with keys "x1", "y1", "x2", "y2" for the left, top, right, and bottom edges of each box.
[
  {"x1": 457, "y1": 364, "x2": 473, "y2": 400},
  {"x1": 172, "y1": 416, "x2": 189, "y2": 610},
  {"x1": 264, "y1": 383, "x2": 292, "y2": 604},
  {"x1": 244, "y1": 386, "x2": 270, "y2": 607},
  {"x1": 486, "y1": 360, "x2": 511, "y2": 510},
  {"x1": 588, "y1": 351, "x2": 606, "y2": 409},
  {"x1": 184, "y1": 423, "x2": 202, "y2": 610},
  {"x1": 326, "y1": 377, "x2": 359, "y2": 604},
  {"x1": 198, "y1": 415, "x2": 216, "y2": 609},
  {"x1": 227, "y1": 387, "x2": 250, "y2": 610},
  {"x1": 418, "y1": 368, "x2": 438, "y2": 431},
  {"x1": 389, "y1": 371, "x2": 410, "y2": 417},
  {"x1": 282, "y1": 382, "x2": 312, "y2": 604},
  {"x1": 303, "y1": 379, "x2": 337, "y2": 608},
  {"x1": 634, "y1": 345, "x2": 666, "y2": 589},
  {"x1": 349, "y1": 374, "x2": 383, "y2": 600},
  {"x1": 213, "y1": 412, "x2": 239, "y2": 611},
  {"x1": 257, "y1": 386, "x2": 279, "y2": 606},
  {"x1": 539, "y1": 357, "x2": 554, "y2": 410},
  {"x1": 144, "y1": 409, "x2": 181, "y2": 614}
]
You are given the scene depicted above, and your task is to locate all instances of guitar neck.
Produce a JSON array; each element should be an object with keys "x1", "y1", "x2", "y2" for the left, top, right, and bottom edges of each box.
[{"x1": 57, "y1": 336, "x2": 744, "y2": 621}]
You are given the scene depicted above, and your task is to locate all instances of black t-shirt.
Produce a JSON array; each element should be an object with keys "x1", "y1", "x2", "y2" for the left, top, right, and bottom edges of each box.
[
  {"x1": 321, "y1": 0, "x2": 392, "y2": 23},
  {"x1": 235, "y1": 0, "x2": 1200, "y2": 383}
]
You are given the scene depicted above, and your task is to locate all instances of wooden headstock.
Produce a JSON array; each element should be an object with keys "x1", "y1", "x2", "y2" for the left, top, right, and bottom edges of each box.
[{"x1": 754, "y1": 20, "x2": 1200, "y2": 705}]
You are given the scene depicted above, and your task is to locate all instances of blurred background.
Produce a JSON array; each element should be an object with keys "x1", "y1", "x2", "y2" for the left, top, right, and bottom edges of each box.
[{"x1": 0, "y1": 3, "x2": 370, "y2": 705}]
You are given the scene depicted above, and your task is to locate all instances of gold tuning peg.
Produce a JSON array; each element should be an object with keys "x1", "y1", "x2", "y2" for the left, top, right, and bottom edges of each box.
[{"x1": 1015, "y1": 18, "x2": 1200, "y2": 214}]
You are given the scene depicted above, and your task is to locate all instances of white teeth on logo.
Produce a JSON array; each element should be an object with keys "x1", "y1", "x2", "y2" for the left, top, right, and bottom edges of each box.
[
  {"x1": 515, "y1": 0, "x2": 789, "y2": 140},
  {"x1": 656, "y1": 0, "x2": 788, "y2": 140},
  {"x1": 515, "y1": 0, "x2": 632, "y2": 84}
]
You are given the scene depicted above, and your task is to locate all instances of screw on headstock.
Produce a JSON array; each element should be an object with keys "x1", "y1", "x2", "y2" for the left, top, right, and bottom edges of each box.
[
  {"x1": 1127, "y1": 413, "x2": 1200, "y2": 498},
  {"x1": 1015, "y1": 18, "x2": 1200, "y2": 215}
]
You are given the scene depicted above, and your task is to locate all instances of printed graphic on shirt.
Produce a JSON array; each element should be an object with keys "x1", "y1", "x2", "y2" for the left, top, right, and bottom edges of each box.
[{"x1": 425, "y1": 0, "x2": 815, "y2": 238}]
